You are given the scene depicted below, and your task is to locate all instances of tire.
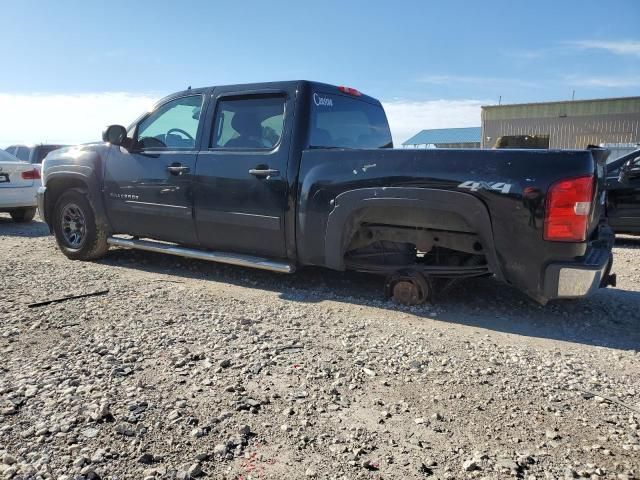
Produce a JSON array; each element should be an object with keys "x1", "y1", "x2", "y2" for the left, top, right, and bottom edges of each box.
[
  {"x1": 53, "y1": 189, "x2": 109, "y2": 260},
  {"x1": 10, "y1": 207, "x2": 36, "y2": 223}
]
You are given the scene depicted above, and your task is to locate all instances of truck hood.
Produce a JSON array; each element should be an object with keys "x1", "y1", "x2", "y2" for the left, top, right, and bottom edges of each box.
[
  {"x1": 41, "y1": 142, "x2": 112, "y2": 184},
  {"x1": 44, "y1": 142, "x2": 108, "y2": 162}
]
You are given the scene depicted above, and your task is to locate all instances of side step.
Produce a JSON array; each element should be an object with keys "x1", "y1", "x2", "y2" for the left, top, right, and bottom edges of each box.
[{"x1": 106, "y1": 236, "x2": 295, "y2": 274}]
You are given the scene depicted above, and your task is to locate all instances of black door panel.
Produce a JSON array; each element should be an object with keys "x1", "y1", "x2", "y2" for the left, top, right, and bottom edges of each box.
[
  {"x1": 103, "y1": 150, "x2": 198, "y2": 244},
  {"x1": 102, "y1": 94, "x2": 206, "y2": 244},
  {"x1": 194, "y1": 89, "x2": 294, "y2": 258},
  {"x1": 193, "y1": 151, "x2": 289, "y2": 257}
]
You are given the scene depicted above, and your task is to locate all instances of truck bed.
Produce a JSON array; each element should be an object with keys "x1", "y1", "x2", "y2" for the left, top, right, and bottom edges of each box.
[{"x1": 296, "y1": 147, "x2": 610, "y2": 302}]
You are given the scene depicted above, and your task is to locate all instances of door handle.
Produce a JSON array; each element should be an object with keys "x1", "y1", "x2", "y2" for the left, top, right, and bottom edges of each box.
[
  {"x1": 167, "y1": 164, "x2": 190, "y2": 175},
  {"x1": 249, "y1": 168, "x2": 280, "y2": 178}
]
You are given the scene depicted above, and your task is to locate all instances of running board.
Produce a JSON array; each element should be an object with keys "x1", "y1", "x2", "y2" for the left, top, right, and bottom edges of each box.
[{"x1": 106, "y1": 237, "x2": 295, "y2": 273}]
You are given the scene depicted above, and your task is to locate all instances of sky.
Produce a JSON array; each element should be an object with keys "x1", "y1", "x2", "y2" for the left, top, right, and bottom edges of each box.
[{"x1": 1, "y1": 0, "x2": 639, "y2": 147}]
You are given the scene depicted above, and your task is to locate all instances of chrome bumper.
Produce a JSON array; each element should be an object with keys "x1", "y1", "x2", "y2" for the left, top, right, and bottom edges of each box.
[{"x1": 542, "y1": 228, "x2": 615, "y2": 300}]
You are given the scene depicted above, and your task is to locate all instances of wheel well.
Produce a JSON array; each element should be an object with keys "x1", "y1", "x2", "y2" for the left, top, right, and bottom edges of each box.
[
  {"x1": 345, "y1": 223, "x2": 484, "y2": 255},
  {"x1": 343, "y1": 221, "x2": 486, "y2": 270},
  {"x1": 324, "y1": 187, "x2": 503, "y2": 280},
  {"x1": 45, "y1": 178, "x2": 88, "y2": 228},
  {"x1": 340, "y1": 205, "x2": 490, "y2": 277}
]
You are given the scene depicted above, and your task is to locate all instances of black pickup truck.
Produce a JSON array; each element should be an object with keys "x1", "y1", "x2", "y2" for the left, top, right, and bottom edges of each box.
[{"x1": 38, "y1": 80, "x2": 616, "y2": 305}]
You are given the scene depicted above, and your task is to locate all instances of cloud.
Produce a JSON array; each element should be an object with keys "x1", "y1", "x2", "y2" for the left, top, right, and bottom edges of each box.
[
  {"x1": 563, "y1": 75, "x2": 640, "y2": 88},
  {"x1": 417, "y1": 75, "x2": 538, "y2": 89},
  {"x1": 500, "y1": 48, "x2": 549, "y2": 60},
  {"x1": 568, "y1": 40, "x2": 640, "y2": 57},
  {"x1": 0, "y1": 91, "x2": 485, "y2": 150},
  {"x1": 382, "y1": 99, "x2": 486, "y2": 145},
  {"x1": 0, "y1": 92, "x2": 160, "y2": 147}
]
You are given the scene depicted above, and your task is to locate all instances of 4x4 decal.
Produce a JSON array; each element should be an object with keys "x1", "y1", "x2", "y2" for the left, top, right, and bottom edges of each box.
[{"x1": 458, "y1": 180, "x2": 512, "y2": 194}]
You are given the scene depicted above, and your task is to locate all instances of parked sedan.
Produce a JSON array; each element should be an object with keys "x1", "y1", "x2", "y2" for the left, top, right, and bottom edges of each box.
[
  {"x1": 0, "y1": 149, "x2": 40, "y2": 222},
  {"x1": 606, "y1": 150, "x2": 640, "y2": 234}
]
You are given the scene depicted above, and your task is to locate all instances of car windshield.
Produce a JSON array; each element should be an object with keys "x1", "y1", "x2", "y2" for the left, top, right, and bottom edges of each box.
[{"x1": 309, "y1": 92, "x2": 392, "y2": 149}]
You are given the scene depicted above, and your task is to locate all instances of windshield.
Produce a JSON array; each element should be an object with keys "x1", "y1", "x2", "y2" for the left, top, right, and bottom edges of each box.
[{"x1": 309, "y1": 92, "x2": 392, "y2": 149}]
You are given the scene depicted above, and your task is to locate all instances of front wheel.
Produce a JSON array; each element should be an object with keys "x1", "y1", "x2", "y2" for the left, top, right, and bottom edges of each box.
[
  {"x1": 53, "y1": 189, "x2": 108, "y2": 260},
  {"x1": 10, "y1": 207, "x2": 36, "y2": 223}
]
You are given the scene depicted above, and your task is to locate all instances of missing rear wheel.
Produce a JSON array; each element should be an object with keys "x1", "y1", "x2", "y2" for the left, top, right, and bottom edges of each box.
[{"x1": 384, "y1": 270, "x2": 431, "y2": 306}]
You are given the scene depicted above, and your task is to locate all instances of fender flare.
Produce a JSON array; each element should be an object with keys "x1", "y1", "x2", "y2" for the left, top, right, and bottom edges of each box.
[
  {"x1": 44, "y1": 169, "x2": 110, "y2": 232},
  {"x1": 323, "y1": 187, "x2": 504, "y2": 280}
]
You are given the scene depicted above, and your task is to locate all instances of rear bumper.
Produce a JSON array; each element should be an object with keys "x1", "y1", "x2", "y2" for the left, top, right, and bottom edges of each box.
[
  {"x1": 0, "y1": 186, "x2": 38, "y2": 210},
  {"x1": 541, "y1": 226, "x2": 615, "y2": 300}
]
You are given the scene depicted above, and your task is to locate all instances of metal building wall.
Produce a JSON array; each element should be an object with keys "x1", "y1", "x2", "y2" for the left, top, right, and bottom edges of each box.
[
  {"x1": 481, "y1": 97, "x2": 640, "y2": 149},
  {"x1": 482, "y1": 114, "x2": 640, "y2": 149}
]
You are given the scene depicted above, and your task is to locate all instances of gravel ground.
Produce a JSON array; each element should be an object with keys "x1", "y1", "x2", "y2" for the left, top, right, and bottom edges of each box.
[{"x1": 1, "y1": 215, "x2": 639, "y2": 480}]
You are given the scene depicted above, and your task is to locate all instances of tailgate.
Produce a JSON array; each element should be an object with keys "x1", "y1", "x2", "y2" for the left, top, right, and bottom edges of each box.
[{"x1": 0, "y1": 160, "x2": 35, "y2": 188}]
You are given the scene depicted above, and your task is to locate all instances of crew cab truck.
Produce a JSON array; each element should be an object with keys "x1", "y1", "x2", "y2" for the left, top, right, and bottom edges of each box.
[{"x1": 38, "y1": 80, "x2": 615, "y2": 305}]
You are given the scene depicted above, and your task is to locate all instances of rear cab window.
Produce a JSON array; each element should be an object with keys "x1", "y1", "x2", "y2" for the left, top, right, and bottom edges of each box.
[{"x1": 308, "y1": 90, "x2": 392, "y2": 149}]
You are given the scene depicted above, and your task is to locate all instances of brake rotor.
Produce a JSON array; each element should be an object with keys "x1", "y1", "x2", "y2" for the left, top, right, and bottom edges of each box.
[{"x1": 384, "y1": 270, "x2": 431, "y2": 305}]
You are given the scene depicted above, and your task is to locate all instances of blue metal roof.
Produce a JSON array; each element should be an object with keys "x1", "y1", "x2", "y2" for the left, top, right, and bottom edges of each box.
[{"x1": 403, "y1": 127, "x2": 481, "y2": 146}]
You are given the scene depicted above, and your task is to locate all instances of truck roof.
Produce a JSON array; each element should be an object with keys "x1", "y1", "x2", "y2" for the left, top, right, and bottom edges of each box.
[{"x1": 162, "y1": 80, "x2": 382, "y2": 107}]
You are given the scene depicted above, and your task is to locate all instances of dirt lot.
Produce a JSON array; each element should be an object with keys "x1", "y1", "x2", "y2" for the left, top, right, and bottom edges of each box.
[{"x1": 1, "y1": 216, "x2": 639, "y2": 480}]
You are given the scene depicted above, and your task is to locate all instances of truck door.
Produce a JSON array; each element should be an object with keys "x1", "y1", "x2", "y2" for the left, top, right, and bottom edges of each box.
[
  {"x1": 606, "y1": 154, "x2": 640, "y2": 233},
  {"x1": 193, "y1": 88, "x2": 293, "y2": 258},
  {"x1": 103, "y1": 94, "x2": 205, "y2": 245}
]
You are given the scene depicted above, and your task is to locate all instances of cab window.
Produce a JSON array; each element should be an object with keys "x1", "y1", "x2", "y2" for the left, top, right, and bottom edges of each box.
[
  {"x1": 211, "y1": 95, "x2": 285, "y2": 149},
  {"x1": 136, "y1": 95, "x2": 203, "y2": 150},
  {"x1": 309, "y1": 92, "x2": 392, "y2": 149}
]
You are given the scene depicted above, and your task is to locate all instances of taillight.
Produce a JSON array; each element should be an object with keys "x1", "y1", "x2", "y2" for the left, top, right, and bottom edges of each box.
[
  {"x1": 543, "y1": 175, "x2": 594, "y2": 242},
  {"x1": 338, "y1": 86, "x2": 362, "y2": 96},
  {"x1": 21, "y1": 168, "x2": 41, "y2": 180}
]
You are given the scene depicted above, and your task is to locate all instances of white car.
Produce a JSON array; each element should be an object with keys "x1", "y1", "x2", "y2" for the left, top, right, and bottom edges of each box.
[{"x1": 0, "y1": 149, "x2": 40, "y2": 222}]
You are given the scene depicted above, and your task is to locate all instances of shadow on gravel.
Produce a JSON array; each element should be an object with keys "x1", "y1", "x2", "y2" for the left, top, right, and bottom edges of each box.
[
  {"x1": 615, "y1": 235, "x2": 640, "y2": 248},
  {"x1": 0, "y1": 215, "x2": 50, "y2": 237},
  {"x1": 99, "y1": 247, "x2": 640, "y2": 352}
]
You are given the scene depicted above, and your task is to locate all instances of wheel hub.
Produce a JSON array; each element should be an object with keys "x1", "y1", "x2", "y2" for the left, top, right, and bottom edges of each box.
[
  {"x1": 61, "y1": 203, "x2": 86, "y2": 248},
  {"x1": 384, "y1": 270, "x2": 431, "y2": 305},
  {"x1": 392, "y1": 281, "x2": 421, "y2": 305}
]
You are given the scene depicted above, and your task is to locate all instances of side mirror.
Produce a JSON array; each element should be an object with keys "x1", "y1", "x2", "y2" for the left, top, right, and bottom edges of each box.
[{"x1": 102, "y1": 125, "x2": 127, "y2": 146}]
